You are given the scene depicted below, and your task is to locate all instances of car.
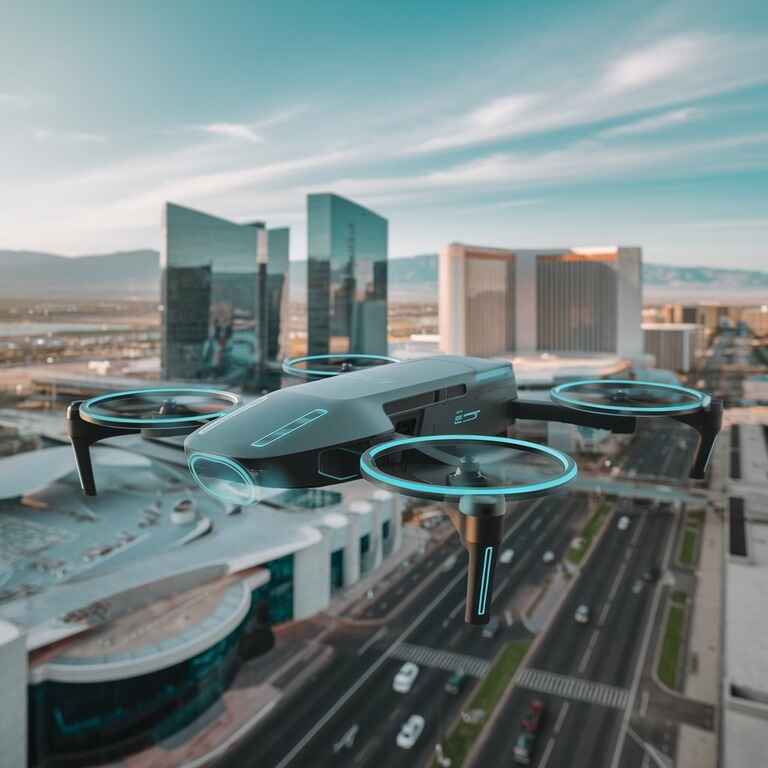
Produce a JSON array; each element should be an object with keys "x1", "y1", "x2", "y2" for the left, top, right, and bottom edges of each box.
[
  {"x1": 445, "y1": 669, "x2": 467, "y2": 695},
  {"x1": 393, "y1": 662, "x2": 419, "y2": 693},
  {"x1": 574, "y1": 604, "x2": 591, "y2": 624},
  {"x1": 500, "y1": 548, "x2": 515, "y2": 564},
  {"x1": 513, "y1": 731, "x2": 535, "y2": 765},
  {"x1": 617, "y1": 515, "x2": 630, "y2": 531},
  {"x1": 521, "y1": 699, "x2": 544, "y2": 732},
  {"x1": 482, "y1": 616, "x2": 501, "y2": 639},
  {"x1": 642, "y1": 566, "x2": 661, "y2": 583},
  {"x1": 396, "y1": 714, "x2": 425, "y2": 749},
  {"x1": 632, "y1": 579, "x2": 643, "y2": 594},
  {"x1": 542, "y1": 550, "x2": 555, "y2": 563}
]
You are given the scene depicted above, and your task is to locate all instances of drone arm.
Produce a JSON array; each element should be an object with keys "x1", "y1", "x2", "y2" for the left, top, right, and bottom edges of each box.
[
  {"x1": 670, "y1": 399, "x2": 723, "y2": 480},
  {"x1": 66, "y1": 402, "x2": 138, "y2": 495},
  {"x1": 509, "y1": 398, "x2": 637, "y2": 434}
]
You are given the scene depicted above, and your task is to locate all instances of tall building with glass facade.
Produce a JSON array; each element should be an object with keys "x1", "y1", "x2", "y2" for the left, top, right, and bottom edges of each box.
[
  {"x1": 307, "y1": 193, "x2": 388, "y2": 356},
  {"x1": 439, "y1": 243, "x2": 643, "y2": 359},
  {"x1": 161, "y1": 203, "x2": 289, "y2": 391}
]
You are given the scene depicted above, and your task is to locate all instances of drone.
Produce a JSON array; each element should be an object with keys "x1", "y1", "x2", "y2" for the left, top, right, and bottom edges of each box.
[{"x1": 66, "y1": 353, "x2": 721, "y2": 625}]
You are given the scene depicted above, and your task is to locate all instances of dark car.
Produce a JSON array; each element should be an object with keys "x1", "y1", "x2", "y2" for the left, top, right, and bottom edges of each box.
[
  {"x1": 445, "y1": 670, "x2": 467, "y2": 695},
  {"x1": 642, "y1": 566, "x2": 661, "y2": 582},
  {"x1": 521, "y1": 699, "x2": 544, "y2": 732},
  {"x1": 513, "y1": 732, "x2": 535, "y2": 765}
]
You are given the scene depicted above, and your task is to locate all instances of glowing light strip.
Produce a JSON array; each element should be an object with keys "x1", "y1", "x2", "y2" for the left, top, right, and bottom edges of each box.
[
  {"x1": 360, "y1": 434, "x2": 577, "y2": 498},
  {"x1": 81, "y1": 387, "x2": 240, "y2": 426},
  {"x1": 477, "y1": 546, "x2": 494, "y2": 616},
  {"x1": 550, "y1": 379, "x2": 709, "y2": 415},
  {"x1": 475, "y1": 367, "x2": 512, "y2": 383},
  {"x1": 188, "y1": 452, "x2": 257, "y2": 505},
  {"x1": 251, "y1": 408, "x2": 328, "y2": 448}
]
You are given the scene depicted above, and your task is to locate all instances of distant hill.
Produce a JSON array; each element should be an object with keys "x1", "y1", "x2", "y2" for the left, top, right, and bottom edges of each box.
[
  {"x1": 1, "y1": 248, "x2": 766, "y2": 301},
  {"x1": 0, "y1": 249, "x2": 159, "y2": 298},
  {"x1": 642, "y1": 263, "x2": 768, "y2": 290}
]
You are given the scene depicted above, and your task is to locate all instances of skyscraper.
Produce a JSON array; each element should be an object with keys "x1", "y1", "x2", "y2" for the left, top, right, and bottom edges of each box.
[
  {"x1": 439, "y1": 244, "x2": 642, "y2": 359},
  {"x1": 161, "y1": 203, "x2": 289, "y2": 391},
  {"x1": 307, "y1": 193, "x2": 388, "y2": 356}
]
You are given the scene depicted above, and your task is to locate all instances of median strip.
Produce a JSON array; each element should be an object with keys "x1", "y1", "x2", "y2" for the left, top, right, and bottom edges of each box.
[
  {"x1": 657, "y1": 591, "x2": 687, "y2": 689},
  {"x1": 432, "y1": 641, "x2": 530, "y2": 768},
  {"x1": 566, "y1": 499, "x2": 610, "y2": 565},
  {"x1": 677, "y1": 509, "x2": 703, "y2": 568}
]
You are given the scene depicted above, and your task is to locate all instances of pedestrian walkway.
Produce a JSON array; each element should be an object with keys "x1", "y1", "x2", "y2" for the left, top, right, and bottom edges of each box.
[
  {"x1": 389, "y1": 642, "x2": 490, "y2": 678},
  {"x1": 684, "y1": 507, "x2": 721, "y2": 705},
  {"x1": 515, "y1": 668, "x2": 629, "y2": 709}
]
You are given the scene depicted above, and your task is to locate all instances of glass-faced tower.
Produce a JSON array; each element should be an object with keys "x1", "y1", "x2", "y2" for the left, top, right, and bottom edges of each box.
[{"x1": 307, "y1": 193, "x2": 388, "y2": 356}]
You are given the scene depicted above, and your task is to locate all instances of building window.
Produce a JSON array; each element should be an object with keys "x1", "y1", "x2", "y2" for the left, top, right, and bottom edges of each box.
[{"x1": 330, "y1": 549, "x2": 344, "y2": 593}]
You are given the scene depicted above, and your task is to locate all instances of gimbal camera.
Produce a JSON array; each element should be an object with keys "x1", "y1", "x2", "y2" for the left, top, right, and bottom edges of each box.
[{"x1": 66, "y1": 354, "x2": 721, "y2": 624}]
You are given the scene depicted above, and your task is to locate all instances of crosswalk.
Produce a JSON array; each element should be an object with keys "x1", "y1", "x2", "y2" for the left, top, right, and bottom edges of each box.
[
  {"x1": 389, "y1": 642, "x2": 490, "y2": 678},
  {"x1": 515, "y1": 668, "x2": 629, "y2": 710}
]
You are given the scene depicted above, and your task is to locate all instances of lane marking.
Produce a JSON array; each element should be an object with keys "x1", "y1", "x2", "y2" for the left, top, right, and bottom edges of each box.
[
  {"x1": 578, "y1": 629, "x2": 600, "y2": 674},
  {"x1": 390, "y1": 642, "x2": 490, "y2": 678},
  {"x1": 538, "y1": 736, "x2": 556, "y2": 768},
  {"x1": 640, "y1": 688, "x2": 649, "y2": 717},
  {"x1": 356, "y1": 627, "x2": 387, "y2": 656},
  {"x1": 607, "y1": 561, "x2": 628, "y2": 603},
  {"x1": 598, "y1": 601, "x2": 612, "y2": 626},
  {"x1": 554, "y1": 701, "x2": 570, "y2": 735},
  {"x1": 516, "y1": 668, "x2": 628, "y2": 710}
]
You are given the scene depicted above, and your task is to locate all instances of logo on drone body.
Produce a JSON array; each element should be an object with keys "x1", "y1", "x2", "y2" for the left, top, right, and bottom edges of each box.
[{"x1": 454, "y1": 408, "x2": 480, "y2": 425}]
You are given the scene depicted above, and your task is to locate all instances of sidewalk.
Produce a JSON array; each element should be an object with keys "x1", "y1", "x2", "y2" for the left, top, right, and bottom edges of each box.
[
  {"x1": 675, "y1": 506, "x2": 721, "y2": 768},
  {"x1": 684, "y1": 507, "x2": 721, "y2": 705}
]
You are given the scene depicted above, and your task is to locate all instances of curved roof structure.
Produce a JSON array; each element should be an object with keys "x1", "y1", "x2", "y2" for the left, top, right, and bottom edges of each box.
[{"x1": 0, "y1": 446, "x2": 150, "y2": 500}]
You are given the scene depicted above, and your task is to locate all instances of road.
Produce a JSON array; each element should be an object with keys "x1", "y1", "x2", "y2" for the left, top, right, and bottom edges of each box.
[
  {"x1": 618, "y1": 421, "x2": 699, "y2": 483},
  {"x1": 220, "y1": 493, "x2": 588, "y2": 768},
  {"x1": 473, "y1": 501, "x2": 674, "y2": 768}
]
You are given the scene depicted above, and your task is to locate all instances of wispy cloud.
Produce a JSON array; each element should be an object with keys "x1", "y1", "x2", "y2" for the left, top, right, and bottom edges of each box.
[
  {"x1": 407, "y1": 33, "x2": 766, "y2": 156},
  {"x1": 200, "y1": 122, "x2": 264, "y2": 143},
  {"x1": 33, "y1": 128, "x2": 107, "y2": 143},
  {"x1": 332, "y1": 132, "x2": 768, "y2": 198},
  {"x1": 601, "y1": 36, "x2": 705, "y2": 93},
  {"x1": 600, "y1": 107, "x2": 703, "y2": 137},
  {"x1": 197, "y1": 107, "x2": 308, "y2": 144}
]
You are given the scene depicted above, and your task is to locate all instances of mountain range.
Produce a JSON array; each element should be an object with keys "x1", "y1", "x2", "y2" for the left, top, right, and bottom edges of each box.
[{"x1": 0, "y1": 249, "x2": 766, "y2": 301}]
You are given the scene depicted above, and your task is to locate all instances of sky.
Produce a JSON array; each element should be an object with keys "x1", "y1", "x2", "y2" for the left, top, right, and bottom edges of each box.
[{"x1": 0, "y1": 0, "x2": 767, "y2": 268}]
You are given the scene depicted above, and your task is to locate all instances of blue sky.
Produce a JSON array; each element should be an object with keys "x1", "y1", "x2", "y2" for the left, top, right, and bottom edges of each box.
[{"x1": 1, "y1": 0, "x2": 766, "y2": 267}]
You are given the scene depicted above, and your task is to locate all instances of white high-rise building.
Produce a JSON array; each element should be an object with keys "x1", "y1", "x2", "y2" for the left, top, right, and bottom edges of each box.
[
  {"x1": 642, "y1": 322, "x2": 704, "y2": 373},
  {"x1": 439, "y1": 244, "x2": 643, "y2": 359}
]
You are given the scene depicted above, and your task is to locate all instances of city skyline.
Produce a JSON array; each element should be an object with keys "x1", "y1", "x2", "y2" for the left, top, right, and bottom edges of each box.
[{"x1": 0, "y1": 1, "x2": 766, "y2": 268}]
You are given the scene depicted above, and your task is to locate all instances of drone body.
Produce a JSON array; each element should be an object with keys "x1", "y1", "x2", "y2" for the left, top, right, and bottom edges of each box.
[{"x1": 185, "y1": 355, "x2": 514, "y2": 494}]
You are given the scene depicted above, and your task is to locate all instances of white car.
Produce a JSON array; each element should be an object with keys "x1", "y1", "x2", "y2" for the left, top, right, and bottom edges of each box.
[
  {"x1": 617, "y1": 515, "x2": 630, "y2": 531},
  {"x1": 500, "y1": 548, "x2": 515, "y2": 564},
  {"x1": 393, "y1": 662, "x2": 419, "y2": 693},
  {"x1": 396, "y1": 714, "x2": 425, "y2": 749},
  {"x1": 542, "y1": 550, "x2": 555, "y2": 564},
  {"x1": 574, "y1": 604, "x2": 590, "y2": 624}
]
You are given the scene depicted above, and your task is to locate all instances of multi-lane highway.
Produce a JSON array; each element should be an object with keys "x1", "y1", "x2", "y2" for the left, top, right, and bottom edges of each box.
[
  {"x1": 220, "y1": 421, "x2": 698, "y2": 768},
  {"x1": 617, "y1": 421, "x2": 699, "y2": 482},
  {"x1": 473, "y1": 501, "x2": 674, "y2": 768},
  {"x1": 221, "y1": 494, "x2": 588, "y2": 768}
]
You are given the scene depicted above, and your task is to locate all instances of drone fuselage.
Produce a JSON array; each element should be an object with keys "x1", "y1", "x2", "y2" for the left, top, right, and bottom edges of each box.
[{"x1": 184, "y1": 355, "x2": 516, "y2": 492}]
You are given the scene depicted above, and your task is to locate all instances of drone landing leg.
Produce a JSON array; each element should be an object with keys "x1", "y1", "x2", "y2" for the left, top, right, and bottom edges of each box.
[
  {"x1": 671, "y1": 399, "x2": 723, "y2": 479},
  {"x1": 449, "y1": 496, "x2": 506, "y2": 625},
  {"x1": 66, "y1": 402, "x2": 139, "y2": 495}
]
